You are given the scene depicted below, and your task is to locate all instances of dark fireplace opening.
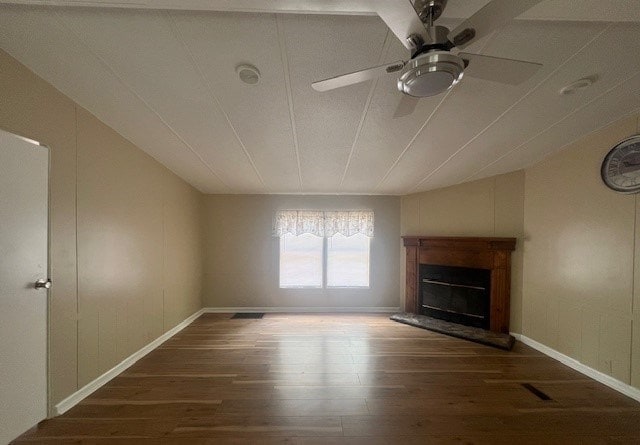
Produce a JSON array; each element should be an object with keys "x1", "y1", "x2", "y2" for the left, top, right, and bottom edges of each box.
[{"x1": 419, "y1": 264, "x2": 491, "y2": 330}]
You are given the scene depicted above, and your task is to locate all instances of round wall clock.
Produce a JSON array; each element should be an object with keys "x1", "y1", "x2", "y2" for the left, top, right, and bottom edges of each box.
[{"x1": 601, "y1": 135, "x2": 640, "y2": 193}]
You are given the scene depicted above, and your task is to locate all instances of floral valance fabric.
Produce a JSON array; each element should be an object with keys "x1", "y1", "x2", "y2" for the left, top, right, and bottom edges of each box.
[{"x1": 273, "y1": 210, "x2": 374, "y2": 237}]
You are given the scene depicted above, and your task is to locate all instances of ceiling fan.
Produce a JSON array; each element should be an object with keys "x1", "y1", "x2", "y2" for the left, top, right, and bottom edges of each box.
[{"x1": 311, "y1": 0, "x2": 544, "y2": 117}]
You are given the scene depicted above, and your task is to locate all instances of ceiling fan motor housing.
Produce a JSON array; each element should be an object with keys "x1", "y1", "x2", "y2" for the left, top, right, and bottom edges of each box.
[{"x1": 398, "y1": 51, "x2": 465, "y2": 97}]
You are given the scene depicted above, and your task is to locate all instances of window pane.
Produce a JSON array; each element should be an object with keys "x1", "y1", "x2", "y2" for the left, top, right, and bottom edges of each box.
[
  {"x1": 327, "y1": 233, "x2": 370, "y2": 287},
  {"x1": 279, "y1": 233, "x2": 323, "y2": 288}
]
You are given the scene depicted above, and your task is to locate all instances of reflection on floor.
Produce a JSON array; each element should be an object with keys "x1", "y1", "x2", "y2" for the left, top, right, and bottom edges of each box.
[{"x1": 14, "y1": 313, "x2": 640, "y2": 444}]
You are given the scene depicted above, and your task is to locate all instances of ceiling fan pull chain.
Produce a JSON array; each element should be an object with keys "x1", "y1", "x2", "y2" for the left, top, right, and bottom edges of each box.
[{"x1": 428, "y1": 4, "x2": 434, "y2": 30}]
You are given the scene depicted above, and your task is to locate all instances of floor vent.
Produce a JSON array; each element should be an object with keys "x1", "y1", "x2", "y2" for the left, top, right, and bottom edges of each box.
[
  {"x1": 521, "y1": 383, "x2": 553, "y2": 401},
  {"x1": 231, "y1": 313, "x2": 265, "y2": 319}
]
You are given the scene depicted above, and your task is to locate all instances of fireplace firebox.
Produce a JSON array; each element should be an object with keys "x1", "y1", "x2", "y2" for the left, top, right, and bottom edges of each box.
[
  {"x1": 420, "y1": 264, "x2": 491, "y2": 329},
  {"x1": 403, "y1": 236, "x2": 516, "y2": 334}
]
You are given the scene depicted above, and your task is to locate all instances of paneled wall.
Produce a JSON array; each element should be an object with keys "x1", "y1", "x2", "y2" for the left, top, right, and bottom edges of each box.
[
  {"x1": 522, "y1": 114, "x2": 640, "y2": 389},
  {"x1": 202, "y1": 194, "x2": 400, "y2": 309},
  {"x1": 400, "y1": 171, "x2": 525, "y2": 332},
  {"x1": 0, "y1": 49, "x2": 203, "y2": 408}
]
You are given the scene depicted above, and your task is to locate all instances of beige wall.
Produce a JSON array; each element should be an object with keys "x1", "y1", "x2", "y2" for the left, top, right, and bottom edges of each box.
[
  {"x1": 202, "y1": 195, "x2": 400, "y2": 309},
  {"x1": 0, "y1": 49, "x2": 203, "y2": 407},
  {"x1": 522, "y1": 114, "x2": 640, "y2": 389},
  {"x1": 400, "y1": 171, "x2": 526, "y2": 332}
]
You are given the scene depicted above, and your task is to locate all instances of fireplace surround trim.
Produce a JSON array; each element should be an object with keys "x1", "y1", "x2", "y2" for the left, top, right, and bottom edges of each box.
[{"x1": 402, "y1": 236, "x2": 517, "y2": 334}]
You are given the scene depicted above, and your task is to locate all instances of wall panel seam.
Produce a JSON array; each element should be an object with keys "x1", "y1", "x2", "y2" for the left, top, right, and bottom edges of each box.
[{"x1": 74, "y1": 103, "x2": 79, "y2": 396}]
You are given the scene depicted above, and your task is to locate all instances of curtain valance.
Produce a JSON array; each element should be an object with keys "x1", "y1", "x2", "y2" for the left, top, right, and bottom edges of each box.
[{"x1": 273, "y1": 210, "x2": 374, "y2": 237}]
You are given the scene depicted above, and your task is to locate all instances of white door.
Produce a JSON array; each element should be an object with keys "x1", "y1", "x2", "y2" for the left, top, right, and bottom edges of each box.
[{"x1": 0, "y1": 129, "x2": 49, "y2": 444}]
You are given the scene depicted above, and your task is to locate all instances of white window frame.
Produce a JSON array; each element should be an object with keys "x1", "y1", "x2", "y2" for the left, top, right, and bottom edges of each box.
[{"x1": 279, "y1": 233, "x2": 370, "y2": 289}]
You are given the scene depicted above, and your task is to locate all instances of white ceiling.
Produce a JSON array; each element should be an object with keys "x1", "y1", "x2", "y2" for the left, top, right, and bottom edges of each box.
[{"x1": 1, "y1": 1, "x2": 640, "y2": 194}]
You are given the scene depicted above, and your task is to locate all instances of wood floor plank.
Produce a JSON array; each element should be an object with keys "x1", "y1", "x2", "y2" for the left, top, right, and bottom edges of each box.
[
  {"x1": 60, "y1": 402, "x2": 221, "y2": 419},
  {"x1": 170, "y1": 415, "x2": 343, "y2": 437},
  {"x1": 340, "y1": 412, "x2": 640, "y2": 437},
  {"x1": 12, "y1": 313, "x2": 640, "y2": 444},
  {"x1": 220, "y1": 398, "x2": 369, "y2": 416},
  {"x1": 11, "y1": 437, "x2": 638, "y2": 445}
]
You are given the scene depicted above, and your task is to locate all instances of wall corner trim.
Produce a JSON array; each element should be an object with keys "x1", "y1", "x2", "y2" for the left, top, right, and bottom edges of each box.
[
  {"x1": 54, "y1": 308, "x2": 205, "y2": 416},
  {"x1": 511, "y1": 333, "x2": 640, "y2": 403},
  {"x1": 202, "y1": 306, "x2": 401, "y2": 314}
]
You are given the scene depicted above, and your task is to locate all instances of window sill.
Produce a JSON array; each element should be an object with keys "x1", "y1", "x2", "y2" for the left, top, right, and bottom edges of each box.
[{"x1": 279, "y1": 286, "x2": 371, "y2": 290}]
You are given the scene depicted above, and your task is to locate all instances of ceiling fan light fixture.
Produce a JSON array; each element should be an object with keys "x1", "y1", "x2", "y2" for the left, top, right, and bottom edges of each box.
[{"x1": 397, "y1": 51, "x2": 464, "y2": 97}]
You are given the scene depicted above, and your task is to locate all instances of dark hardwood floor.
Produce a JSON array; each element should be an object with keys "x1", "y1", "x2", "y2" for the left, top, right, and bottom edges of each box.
[{"x1": 14, "y1": 313, "x2": 640, "y2": 444}]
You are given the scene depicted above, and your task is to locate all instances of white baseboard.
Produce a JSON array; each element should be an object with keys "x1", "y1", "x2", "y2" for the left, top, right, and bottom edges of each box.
[
  {"x1": 202, "y1": 306, "x2": 400, "y2": 313},
  {"x1": 511, "y1": 332, "x2": 640, "y2": 403},
  {"x1": 53, "y1": 308, "x2": 206, "y2": 416}
]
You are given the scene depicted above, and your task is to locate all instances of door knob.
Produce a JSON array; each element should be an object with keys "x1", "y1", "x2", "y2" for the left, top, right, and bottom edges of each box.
[{"x1": 35, "y1": 278, "x2": 51, "y2": 290}]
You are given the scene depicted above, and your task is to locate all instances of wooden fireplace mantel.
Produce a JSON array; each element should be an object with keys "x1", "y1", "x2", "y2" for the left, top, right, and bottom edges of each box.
[{"x1": 402, "y1": 236, "x2": 516, "y2": 334}]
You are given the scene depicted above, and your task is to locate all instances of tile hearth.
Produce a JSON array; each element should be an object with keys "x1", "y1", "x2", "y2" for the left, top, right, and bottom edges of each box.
[{"x1": 390, "y1": 312, "x2": 515, "y2": 350}]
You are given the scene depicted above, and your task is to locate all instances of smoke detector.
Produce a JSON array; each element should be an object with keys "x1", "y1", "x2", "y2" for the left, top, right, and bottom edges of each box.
[{"x1": 236, "y1": 64, "x2": 260, "y2": 85}]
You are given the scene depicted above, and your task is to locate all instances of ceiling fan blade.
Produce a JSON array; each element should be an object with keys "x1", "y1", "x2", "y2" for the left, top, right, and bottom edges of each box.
[
  {"x1": 376, "y1": 0, "x2": 433, "y2": 50},
  {"x1": 393, "y1": 95, "x2": 420, "y2": 119},
  {"x1": 448, "y1": 0, "x2": 543, "y2": 49},
  {"x1": 461, "y1": 52, "x2": 542, "y2": 85},
  {"x1": 312, "y1": 60, "x2": 406, "y2": 92}
]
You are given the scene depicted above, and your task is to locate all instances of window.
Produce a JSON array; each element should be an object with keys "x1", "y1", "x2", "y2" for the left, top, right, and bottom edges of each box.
[
  {"x1": 327, "y1": 233, "x2": 370, "y2": 287},
  {"x1": 274, "y1": 210, "x2": 373, "y2": 289},
  {"x1": 279, "y1": 233, "x2": 323, "y2": 288}
]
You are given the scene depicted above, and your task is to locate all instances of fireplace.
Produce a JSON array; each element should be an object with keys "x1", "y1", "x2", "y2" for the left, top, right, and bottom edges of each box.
[
  {"x1": 420, "y1": 264, "x2": 490, "y2": 329},
  {"x1": 403, "y1": 237, "x2": 516, "y2": 334}
]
